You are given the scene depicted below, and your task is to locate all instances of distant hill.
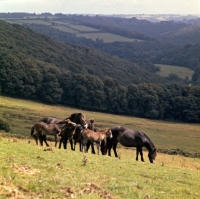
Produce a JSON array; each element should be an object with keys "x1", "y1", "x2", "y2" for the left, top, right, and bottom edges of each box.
[
  {"x1": 0, "y1": 19, "x2": 168, "y2": 87},
  {"x1": 158, "y1": 24, "x2": 200, "y2": 46}
]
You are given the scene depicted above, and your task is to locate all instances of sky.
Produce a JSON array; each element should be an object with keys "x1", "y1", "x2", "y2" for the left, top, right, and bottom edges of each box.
[{"x1": 0, "y1": 0, "x2": 200, "y2": 15}]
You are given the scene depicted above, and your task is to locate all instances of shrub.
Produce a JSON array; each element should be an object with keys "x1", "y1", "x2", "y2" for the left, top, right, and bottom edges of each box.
[{"x1": 0, "y1": 119, "x2": 10, "y2": 132}]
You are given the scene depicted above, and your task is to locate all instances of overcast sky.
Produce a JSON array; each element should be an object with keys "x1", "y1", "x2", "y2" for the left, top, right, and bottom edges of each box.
[{"x1": 0, "y1": 0, "x2": 200, "y2": 15}]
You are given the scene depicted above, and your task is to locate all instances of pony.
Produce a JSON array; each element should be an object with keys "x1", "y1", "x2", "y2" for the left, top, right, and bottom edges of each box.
[
  {"x1": 67, "y1": 118, "x2": 96, "y2": 152},
  {"x1": 56, "y1": 119, "x2": 77, "y2": 149},
  {"x1": 106, "y1": 126, "x2": 157, "y2": 163},
  {"x1": 40, "y1": 113, "x2": 87, "y2": 128},
  {"x1": 31, "y1": 120, "x2": 76, "y2": 147},
  {"x1": 81, "y1": 128, "x2": 112, "y2": 155},
  {"x1": 38, "y1": 113, "x2": 87, "y2": 149}
]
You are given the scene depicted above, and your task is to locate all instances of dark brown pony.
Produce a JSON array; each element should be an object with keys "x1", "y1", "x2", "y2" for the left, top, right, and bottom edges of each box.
[
  {"x1": 31, "y1": 120, "x2": 75, "y2": 147},
  {"x1": 40, "y1": 113, "x2": 87, "y2": 128},
  {"x1": 81, "y1": 128, "x2": 112, "y2": 155},
  {"x1": 56, "y1": 119, "x2": 77, "y2": 149},
  {"x1": 39, "y1": 113, "x2": 87, "y2": 149},
  {"x1": 106, "y1": 126, "x2": 157, "y2": 163},
  {"x1": 65, "y1": 118, "x2": 96, "y2": 152}
]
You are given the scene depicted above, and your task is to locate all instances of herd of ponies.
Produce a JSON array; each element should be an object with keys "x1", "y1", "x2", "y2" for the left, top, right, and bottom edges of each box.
[{"x1": 31, "y1": 113, "x2": 157, "y2": 163}]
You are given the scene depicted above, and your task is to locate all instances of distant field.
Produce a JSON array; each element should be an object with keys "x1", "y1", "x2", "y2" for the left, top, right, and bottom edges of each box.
[
  {"x1": 67, "y1": 24, "x2": 100, "y2": 32},
  {"x1": 155, "y1": 64, "x2": 194, "y2": 80},
  {"x1": 51, "y1": 25, "x2": 79, "y2": 33},
  {"x1": 14, "y1": 19, "x2": 52, "y2": 25},
  {"x1": 50, "y1": 20, "x2": 70, "y2": 25},
  {"x1": 76, "y1": 32, "x2": 140, "y2": 43},
  {"x1": 2, "y1": 17, "x2": 143, "y2": 43}
]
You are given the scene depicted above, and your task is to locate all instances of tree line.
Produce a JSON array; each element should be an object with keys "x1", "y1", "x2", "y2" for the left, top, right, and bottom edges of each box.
[{"x1": 0, "y1": 54, "x2": 199, "y2": 123}]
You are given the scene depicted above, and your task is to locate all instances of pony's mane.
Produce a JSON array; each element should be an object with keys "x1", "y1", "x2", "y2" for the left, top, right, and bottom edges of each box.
[{"x1": 141, "y1": 131, "x2": 156, "y2": 150}]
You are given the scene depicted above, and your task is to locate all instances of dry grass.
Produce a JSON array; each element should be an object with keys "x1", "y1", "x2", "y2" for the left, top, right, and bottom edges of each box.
[{"x1": 0, "y1": 137, "x2": 200, "y2": 199}]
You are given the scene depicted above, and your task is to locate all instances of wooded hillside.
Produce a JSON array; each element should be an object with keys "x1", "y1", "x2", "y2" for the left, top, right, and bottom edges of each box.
[{"x1": 0, "y1": 18, "x2": 200, "y2": 123}]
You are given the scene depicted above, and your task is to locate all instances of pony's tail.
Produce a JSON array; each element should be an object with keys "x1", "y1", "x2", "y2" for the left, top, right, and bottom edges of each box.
[{"x1": 31, "y1": 125, "x2": 35, "y2": 136}]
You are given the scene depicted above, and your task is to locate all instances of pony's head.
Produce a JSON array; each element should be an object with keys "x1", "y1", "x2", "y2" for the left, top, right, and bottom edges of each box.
[
  {"x1": 148, "y1": 149, "x2": 157, "y2": 163},
  {"x1": 79, "y1": 113, "x2": 87, "y2": 128},
  {"x1": 68, "y1": 113, "x2": 87, "y2": 128}
]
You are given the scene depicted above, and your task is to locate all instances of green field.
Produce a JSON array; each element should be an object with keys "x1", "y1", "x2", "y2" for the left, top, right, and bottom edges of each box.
[
  {"x1": 1, "y1": 17, "x2": 142, "y2": 43},
  {"x1": 155, "y1": 64, "x2": 194, "y2": 80},
  {"x1": 13, "y1": 19, "x2": 52, "y2": 25},
  {"x1": 52, "y1": 25, "x2": 79, "y2": 33},
  {"x1": 50, "y1": 20, "x2": 70, "y2": 25},
  {"x1": 76, "y1": 32, "x2": 139, "y2": 43},
  {"x1": 67, "y1": 24, "x2": 99, "y2": 32},
  {"x1": 0, "y1": 96, "x2": 200, "y2": 198},
  {"x1": 0, "y1": 95, "x2": 200, "y2": 155}
]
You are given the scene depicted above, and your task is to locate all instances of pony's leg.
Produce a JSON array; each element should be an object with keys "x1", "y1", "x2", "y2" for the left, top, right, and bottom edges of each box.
[
  {"x1": 39, "y1": 135, "x2": 43, "y2": 146},
  {"x1": 33, "y1": 134, "x2": 38, "y2": 145},
  {"x1": 59, "y1": 137, "x2": 63, "y2": 149},
  {"x1": 63, "y1": 139, "x2": 67, "y2": 149},
  {"x1": 82, "y1": 140, "x2": 87, "y2": 153},
  {"x1": 86, "y1": 141, "x2": 91, "y2": 152},
  {"x1": 139, "y1": 148, "x2": 145, "y2": 162},
  {"x1": 79, "y1": 141, "x2": 83, "y2": 152},
  {"x1": 97, "y1": 143, "x2": 101, "y2": 155},
  {"x1": 112, "y1": 142, "x2": 118, "y2": 158},
  {"x1": 35, "y1": 137, "x2": 38, "y2": 145},
  {"x1": 136, "y1": 148, "x2": 139, "y2": 161},
  {"x1": 91, "y1": 143, "x2": 95, "y2": 154},
  {"x1": 41, "y1": 135, "x2": 49, "y2": 147},
  {"x1": 55, "y1": 135, "x2": 57, "y2": 147},
  {"x1": 62, "y1": 134, "x2": 68, "y2": 149},
  {"x1": 101, "y1": 139, "x2": 107, "y2": 155},
  {"x1": 74, "y1": 140, "x2": 77, "y2": 151},
  {"x1": 69, "y1": 139, "x2": 74, "y2": 150},
  {"x1": 136, "y1": 147, "x2": 144, "y2": 162}
]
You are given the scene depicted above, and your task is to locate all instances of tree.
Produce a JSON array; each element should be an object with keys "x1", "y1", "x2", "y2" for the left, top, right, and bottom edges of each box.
[
  {"x1": 104, "y1": 77, "x2": 120, "y2": 113},
  {"x1": 38, "y1": 73, "x2": 63, "y2": 104}
]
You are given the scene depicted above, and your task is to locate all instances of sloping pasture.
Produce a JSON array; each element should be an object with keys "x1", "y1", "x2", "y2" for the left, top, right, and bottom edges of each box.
[
  {"x1": 0, "y1": 96, "x2": 200, "y2": 155},
  {"x1": 51, "y1": 25, "x2": 79, "y2": 33},
  {"x1": 76, "y1": 32, "x2": 140, "y2": 43},
  {"x1": 0, "y1": 96, "x2": 200, "y2": 198},
  {"x1": 14, "y1": 19, "x2": 52, "y2": 25},
  {"x1": 155, "y1": 64, "x2": 194, "y2": 80}
]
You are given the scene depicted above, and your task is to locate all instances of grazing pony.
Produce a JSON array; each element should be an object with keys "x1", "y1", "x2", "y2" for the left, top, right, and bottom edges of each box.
[
  {"x1": 106, "y1": 126, "x2": 157, "y2": 163},
  {"x1": 31, "y1": 121, "x2": 74, "y2": 147},
  {"x1": 81, "y1": 128, "x2": 112, "y2": 155}
]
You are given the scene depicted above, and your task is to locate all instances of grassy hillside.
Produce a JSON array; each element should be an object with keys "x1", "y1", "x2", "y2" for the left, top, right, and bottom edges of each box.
[
  {"x1": 1, "y1": 96, "x2": 200, "y2": 155},
  {"x1": 0, "y1": 96, "x2": 200, "y2": 198},
  {"x1": 155, "y1": 64, "x2": 194, "y2": 80}
]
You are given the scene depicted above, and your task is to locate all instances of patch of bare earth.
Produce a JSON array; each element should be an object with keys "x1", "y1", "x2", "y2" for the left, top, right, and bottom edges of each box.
[
  {"x1": 12, "y1": 163, "x2": 40, "y2": 175},
  {"x1": 79, "y1": 183, "x2": 115, "y2": 199},
  {"x1": 0, "y1": 181, "x2": 34, "y2": 199},
  {"x1": 0, "y1": 164, "x2": 41, "y2": 198}
]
